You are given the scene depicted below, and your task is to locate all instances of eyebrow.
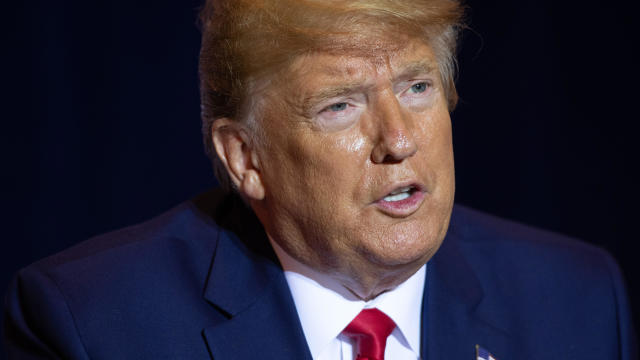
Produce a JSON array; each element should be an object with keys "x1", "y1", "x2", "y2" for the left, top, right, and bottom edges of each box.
[{"x1": 394, "y1": 59, "x2": 437, "y2": 81}]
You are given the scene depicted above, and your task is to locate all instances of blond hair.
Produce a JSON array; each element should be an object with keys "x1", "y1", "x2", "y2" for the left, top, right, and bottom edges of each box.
[{"x1": 199, "y1": 0, "x2": 465, "y2": 191}]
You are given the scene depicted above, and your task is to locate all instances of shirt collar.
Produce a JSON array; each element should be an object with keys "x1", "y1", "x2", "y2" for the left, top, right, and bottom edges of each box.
[{"x1": 269, "y1": 238, "x2": 426, "y2": 359}]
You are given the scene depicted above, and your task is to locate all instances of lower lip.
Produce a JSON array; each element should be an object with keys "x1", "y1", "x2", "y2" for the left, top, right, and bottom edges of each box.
[{"x1": 374, "y1": 191, "x2": 425, "y2": 217}]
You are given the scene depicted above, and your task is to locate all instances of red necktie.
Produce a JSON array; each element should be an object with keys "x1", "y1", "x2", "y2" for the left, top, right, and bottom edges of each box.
[{"x1": 342, "y1": 308, "x2": 396, "y2": 360}]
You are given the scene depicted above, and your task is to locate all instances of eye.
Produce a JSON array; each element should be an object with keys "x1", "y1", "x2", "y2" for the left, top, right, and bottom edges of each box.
[
  {"x1": 315, "y1": 99, "x2": 362, "y2": 131},
  {"x1": 327, "y1": 102, "x2": 348, "y2": 112},
  {"x1": 409, "y1": 82, "x2": 429, "y2": 94},
  {"x1": 399, "y1": 80, "x2": 434, "y2": 109}
]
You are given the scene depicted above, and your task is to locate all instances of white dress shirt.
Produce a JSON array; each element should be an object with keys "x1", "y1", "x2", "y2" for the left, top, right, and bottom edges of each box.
[{"x1": 270, "y1": 239, "x2": 426, "y2": 360}]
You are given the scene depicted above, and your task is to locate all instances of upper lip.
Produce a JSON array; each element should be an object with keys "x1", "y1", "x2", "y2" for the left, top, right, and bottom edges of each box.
[{"x1": 374, "y1": 180, "x2": 426, "y2": 202}]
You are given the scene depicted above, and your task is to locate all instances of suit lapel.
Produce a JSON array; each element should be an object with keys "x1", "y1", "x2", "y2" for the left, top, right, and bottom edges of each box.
[
  {"x1": 201, "y1": 222, "x2": 312, "y2": 360},
  {"x1": 422, "y1": 215, "x2": 512, "y2": 360}
]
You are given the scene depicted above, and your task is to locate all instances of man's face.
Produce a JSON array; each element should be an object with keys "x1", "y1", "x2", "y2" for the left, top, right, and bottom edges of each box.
[{"x1": 252, "y1": 38, "x2": 455, "y2": 297}]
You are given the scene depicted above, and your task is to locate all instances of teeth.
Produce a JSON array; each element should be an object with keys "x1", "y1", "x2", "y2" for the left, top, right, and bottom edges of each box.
[
  {"x1": 389, "y1": 186, "x2": 413, "y2": 195},
  {"x1": 382, "y1": 185, "x2": 416, "y2": 202},
  {"x1": 383, "y1": 192, "x2": 411, "y2": 202}
]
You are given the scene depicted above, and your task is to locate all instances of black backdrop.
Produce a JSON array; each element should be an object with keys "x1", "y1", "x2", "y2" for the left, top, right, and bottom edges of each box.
[{"x1": 3, "y1": 0, "x2": 639, "y2": 355}]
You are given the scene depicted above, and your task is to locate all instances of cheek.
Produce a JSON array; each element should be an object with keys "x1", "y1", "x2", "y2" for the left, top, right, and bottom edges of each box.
[
  {"x1": 262, "y1": 131, "x2": 369, "y2": 208},
  {"x1": 296, "y1": 131, "x2": 371, "y2": 179},
  {"x1": 283, "y1": 132, "x2": 373, "y2": 220},
  {"x1": 416, "y1": 110, "x2": 453, "y2": 162},
  {"x1": 336, "y1": 134, "x2": 367, "y2": 154},
  {"x1": 434, "y1": 117, "x2": 454, "y2": 171}
]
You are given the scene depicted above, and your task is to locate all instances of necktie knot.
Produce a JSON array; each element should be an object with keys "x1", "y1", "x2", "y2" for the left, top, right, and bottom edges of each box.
[{"x1": 343, "y1": 308, "x2": 396, "y2": 360}]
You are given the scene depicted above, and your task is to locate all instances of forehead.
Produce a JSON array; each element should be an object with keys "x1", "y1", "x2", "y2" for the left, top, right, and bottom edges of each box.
[{"x1": 285, "y1": 39, "x2": 439, "y2": 83}]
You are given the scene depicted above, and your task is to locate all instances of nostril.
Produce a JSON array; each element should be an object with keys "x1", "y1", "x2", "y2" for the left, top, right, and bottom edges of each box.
[{"x1": 382, "y1": 154, "x2": 403, "y2": 164}]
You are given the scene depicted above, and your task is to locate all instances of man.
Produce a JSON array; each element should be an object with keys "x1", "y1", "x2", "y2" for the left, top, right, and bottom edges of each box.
[{"x1": 3, "y1": 0, "x2": 637, "y2": 359}]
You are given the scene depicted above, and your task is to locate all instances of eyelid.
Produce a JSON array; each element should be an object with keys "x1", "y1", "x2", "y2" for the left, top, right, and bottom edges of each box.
[
  {"x1": 410, "y1": 79, "x2": 433, "y2": 88},
  {"x1": 394, "y1": 78, "x2": 433, "y2": 95},
  {"x1": 314, "y1": 99, "x2": 363, "y2": 132},
  {"x1": 317, "y1": 94, "x2": 365, "y2": 114},
  {"x1": 321, "y1": 101, "x2": 348, "y2": 113}
]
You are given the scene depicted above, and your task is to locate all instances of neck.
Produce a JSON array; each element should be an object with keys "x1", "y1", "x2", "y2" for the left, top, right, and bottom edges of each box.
[{"x1": 269, "y1": 237, "x2": 425, "y2": 301}]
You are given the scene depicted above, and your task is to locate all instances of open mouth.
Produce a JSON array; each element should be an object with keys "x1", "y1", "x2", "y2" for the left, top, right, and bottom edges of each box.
[
  {"x1": 375, "y1": 183, "x2": 425, "y2": 216},
  {"x1": 382, "y1": 186, "x2": 417, "y2": 202}
]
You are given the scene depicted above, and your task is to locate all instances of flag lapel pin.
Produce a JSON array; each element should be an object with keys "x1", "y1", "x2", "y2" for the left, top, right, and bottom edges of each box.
[{"x1": 475, "y1": 344, "x2": 497, "y2": 360}]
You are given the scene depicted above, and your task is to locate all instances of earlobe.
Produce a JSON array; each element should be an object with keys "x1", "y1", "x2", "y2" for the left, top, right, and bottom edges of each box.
[
  {"x1": 241, "y1": 170, "x2": 265, "y2": 200},
  {"x1": 211, "y1": 118, "x2": 265, "y2": 200}
]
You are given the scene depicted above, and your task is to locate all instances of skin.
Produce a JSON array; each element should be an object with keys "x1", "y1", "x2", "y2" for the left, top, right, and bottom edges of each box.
[{"x1": 212, "y1": 38, "x2": 455, "y2": 301}]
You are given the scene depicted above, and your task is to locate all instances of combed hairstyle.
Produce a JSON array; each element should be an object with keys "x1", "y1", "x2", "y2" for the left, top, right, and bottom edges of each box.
[{"x1": 199, "y1": 0, "x2": 465, "y2": 191}]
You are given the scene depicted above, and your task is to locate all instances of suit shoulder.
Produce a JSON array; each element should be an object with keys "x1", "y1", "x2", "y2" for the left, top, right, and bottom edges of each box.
[
  {"x1": 35, "y1": 202, "x2": 216, "y2": 272},
  {"x1": 18, "y1": 189, "x2": 238, "y2": 293},
  {"x1": 450, "y1": 204, "x2": 610, "y2": 261},
  {"x1": 447, "y1": 204, "x2": 623, "y2": 290}
]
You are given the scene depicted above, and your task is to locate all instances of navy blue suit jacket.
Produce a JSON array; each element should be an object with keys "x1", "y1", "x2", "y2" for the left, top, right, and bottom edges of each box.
[{"x1": 3, "y1": 189, "x2": 637, "y2": 359}]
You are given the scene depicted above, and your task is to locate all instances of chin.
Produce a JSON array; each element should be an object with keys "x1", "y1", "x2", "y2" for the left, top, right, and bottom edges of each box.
[
  {"x1": 361, "y1": 219, "x2": 445, "y2": 268},
  {"x1": 376, "y1": 201, "x2": 452, "y2": 262}
]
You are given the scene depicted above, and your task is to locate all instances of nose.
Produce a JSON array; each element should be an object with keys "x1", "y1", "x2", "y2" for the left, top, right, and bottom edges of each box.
[{"x1": 370, "y1": 92, "x2": 418, "y2": 164}]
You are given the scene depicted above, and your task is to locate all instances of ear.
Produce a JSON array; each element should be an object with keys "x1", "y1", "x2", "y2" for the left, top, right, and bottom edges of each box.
[{"x1": 211, "y1": 118, "x2": 265, "y2": 200}]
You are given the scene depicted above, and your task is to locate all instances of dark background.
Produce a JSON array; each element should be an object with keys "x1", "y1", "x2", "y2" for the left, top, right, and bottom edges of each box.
[{"x1": 3, "y1": 0, "x2": 638, "y2": 356}]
